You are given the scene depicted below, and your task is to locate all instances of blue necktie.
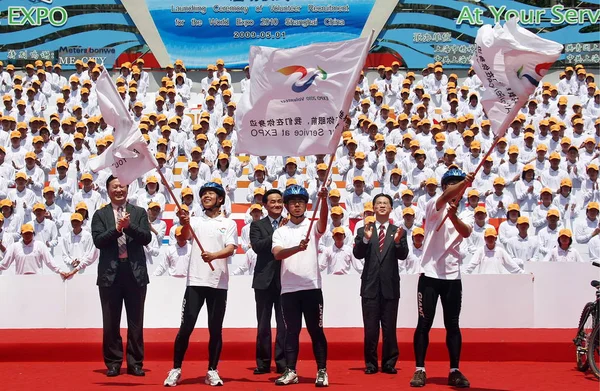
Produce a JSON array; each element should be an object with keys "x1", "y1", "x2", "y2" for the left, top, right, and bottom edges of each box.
[{"x1": 272, "y1": 218, "x2": 279, "y2": 231}]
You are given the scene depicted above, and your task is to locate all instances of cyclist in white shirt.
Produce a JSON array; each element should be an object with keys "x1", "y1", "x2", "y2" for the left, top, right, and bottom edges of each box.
[
  {"x1": 271, "y1": 185, "x2": 329, "y2": 387},
  {"x1": 164, "y1": 182, "x2": 238, "y2": 387},
  {"x1": 410, "y1": 168, "x2": 474, "y2": 388}
]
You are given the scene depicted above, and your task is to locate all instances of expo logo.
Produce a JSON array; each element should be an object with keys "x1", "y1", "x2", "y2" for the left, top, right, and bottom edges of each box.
[{"x1": 5, "y1": 5, "x2": 68, "y2": 27}]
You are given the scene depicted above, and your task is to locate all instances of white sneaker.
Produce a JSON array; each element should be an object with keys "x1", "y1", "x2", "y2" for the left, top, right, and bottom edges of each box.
[
  {"x1": 315, "y1": 368, "x2": 329, "y2": 387},
  {"x1": 205, "y1": 369, "x2": 224, "y2": 386},
  {"x1": 163, "y1": 368, "x2": 181, "y2": 387},
  {"x1": 275, "y1": 368, "x2": 299, "y2": 385}
]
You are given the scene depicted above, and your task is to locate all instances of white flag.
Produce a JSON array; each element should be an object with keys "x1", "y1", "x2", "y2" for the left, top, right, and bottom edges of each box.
[
  {"x1": 88, "y1": 70, "x2": 157, "y2": 185},
  {"x1": 236, "y1": 36, "x2": 371, "y2": 156},
  {"x1": 472, "y1": 17, "x2": 563, "y2": 137}
]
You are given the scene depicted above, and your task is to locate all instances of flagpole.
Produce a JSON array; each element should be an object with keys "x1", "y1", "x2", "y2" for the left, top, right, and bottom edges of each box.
[
  {"x1": 304, "y1": 155, "x2": 336, "y2": 240},
  {"x1": 155, "y1": 166, "x2": 215, "y2": 271},
  {"x1": 435, "y1": 99, "x2": 525, "y2": 231}
]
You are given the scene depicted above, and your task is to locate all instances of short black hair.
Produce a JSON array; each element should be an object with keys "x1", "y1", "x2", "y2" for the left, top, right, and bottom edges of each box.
[
  {"x1": 264, "y1": 189, "x2": 282, "y2": 202},
  {"x1": 106, "y1": 175, "x2": 128, "y2": 189},
  {"x1": 373, "y1": 193, "x2": 393, "y2": 206}
]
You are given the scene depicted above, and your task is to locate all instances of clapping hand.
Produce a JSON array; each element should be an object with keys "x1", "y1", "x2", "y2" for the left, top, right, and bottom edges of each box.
[
  {"x1": 394, "y1": 227, "x2": 404, "y2": 243},
  {"x1": 364, "y1": 222, "x2": 374, "y2": 241},
  {"x1": 117, "y1": 213, "x2": 130, "y2": 230}
]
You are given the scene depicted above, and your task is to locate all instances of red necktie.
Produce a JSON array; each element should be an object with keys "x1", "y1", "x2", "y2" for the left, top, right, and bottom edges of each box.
[{"x1": 378, "y1": 225, "x2": 385, "y2": 252}]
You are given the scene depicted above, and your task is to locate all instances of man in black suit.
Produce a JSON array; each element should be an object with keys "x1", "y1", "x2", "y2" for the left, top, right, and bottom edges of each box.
[
  {"x1": 353, "y1": 193, "x2": 409, "y2": 375},
  {"x1": 91, "y1": 175, "x2": 152, "y2": 377},
  {"x1": 249, "y1": 188, "x2": 286, "y2": 374}
]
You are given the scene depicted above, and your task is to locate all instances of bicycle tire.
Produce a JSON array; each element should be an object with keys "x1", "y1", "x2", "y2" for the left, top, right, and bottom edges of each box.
[
  {"x1": 576, "y1": 302, "x2": 596, "y2": 372},
  {"x1": 588, "y1": 324, "x2": 600, "y2": 379}
]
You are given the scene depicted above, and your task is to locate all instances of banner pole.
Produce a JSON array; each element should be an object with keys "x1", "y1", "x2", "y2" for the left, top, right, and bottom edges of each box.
[
  {"x1": 435, "y1": 99, "x2": 525, "y2": 232},
  {"x1": 304, "y1": 155, "x2": 336, "y2": 240},
  {"x1": 155, "y1": 166, "x2": 215, "y2": 271}
]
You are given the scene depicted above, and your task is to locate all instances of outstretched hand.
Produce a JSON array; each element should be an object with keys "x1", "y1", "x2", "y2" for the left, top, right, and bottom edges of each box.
[{"x1": 364, "y1": 223, "x2": 374, "y2": 241}]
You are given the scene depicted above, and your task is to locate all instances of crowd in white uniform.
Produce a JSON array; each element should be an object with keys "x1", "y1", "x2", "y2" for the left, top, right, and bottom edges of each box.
[{"x1": 0, "y1": 58, "x2": 598, "y2": 278}]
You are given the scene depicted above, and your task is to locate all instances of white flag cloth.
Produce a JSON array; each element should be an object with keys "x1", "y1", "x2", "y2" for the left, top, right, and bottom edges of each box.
[
  {"x1": 472, "y1": 17, "x2": 563, "y2": 137},
  {"x1": 88, "y1": 70, "x2": 157, "y2": 185},
  {"x1": 236, "y1": 36, "x2": 371, "y2": 156}
]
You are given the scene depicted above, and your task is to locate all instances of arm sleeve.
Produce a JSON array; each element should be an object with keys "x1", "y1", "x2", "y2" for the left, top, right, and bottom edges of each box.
[
  {"x1": 352, "y1": 228, "x2": 368, "y2": 260},
  {"x1": 91, "y1": 209, "x2": 122, "y2": 249},
  {"x1": 153, "y1": 250, "x2": 170, "y2": 276},
  {"x1": 501, "y1": 248, "x2": 525, "y2": 274},
  {"x1": 76, "y1": 235, "x2": 99, "y2": 271},
  {"x1": 463, "y1": 249, "x2": 482, "y2": 274},
  {"x1": 250, "y1": 221, "x2": 272, "y2": 253},
  {"x1": 39, "y1": 243, "x2": 64, "y2": 273}
]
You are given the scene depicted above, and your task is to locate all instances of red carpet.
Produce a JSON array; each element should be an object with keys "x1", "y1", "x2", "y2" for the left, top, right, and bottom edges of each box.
[
  {"x1": 0, "y1": 328, "x2": 577, "y2": 362},
  {"x1": 0, "y1": 360, "x2": 597, "y2": 391}
]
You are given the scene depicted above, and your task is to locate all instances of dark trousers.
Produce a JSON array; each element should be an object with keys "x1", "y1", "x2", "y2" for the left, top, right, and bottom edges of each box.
[
  {"x1": 281, "y1": 289, "x2": 327, "y2": 371},
  {"x1": 413, "y1": 275, "x2": 463, "y2": 368},
  {"x1": 98, "y1": 261, "x2": 147, "y2": 369},
  {"x1": 255, "y1": 282, "x2": 286, "y2": 371},
  {"x1": 361, "y1": 295, "x2": 400, "y2": 370},
  {"x1": 173, "y1": 286, "x2": 227, "y2": 370}
]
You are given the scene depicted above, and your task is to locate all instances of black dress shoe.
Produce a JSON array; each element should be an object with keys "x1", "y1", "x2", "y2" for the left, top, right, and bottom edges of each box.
[
  {"x1": 127, "y1": 367, "x2": 145, "y2": 376},
  {"x1": 382, "y1": 366, "x2": 398, "y2": 374},
  {"x1": 364, "y1": 367, "x2": 378, "y2": 374},
  {"x1": 106, "y1": 366, "x2": 120, "y2": 377},
  {"x1": 253, "y1": 367, "x2": 270, "y2": 375}
]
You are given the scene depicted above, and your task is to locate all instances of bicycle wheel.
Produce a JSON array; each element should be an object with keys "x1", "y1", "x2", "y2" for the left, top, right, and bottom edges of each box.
[
  {"x1": 575, "y1": 302, "x2": 595, "y2": 372},
  {"x1": 588, "y1": 325, "x2": 600, "y2": 379}
]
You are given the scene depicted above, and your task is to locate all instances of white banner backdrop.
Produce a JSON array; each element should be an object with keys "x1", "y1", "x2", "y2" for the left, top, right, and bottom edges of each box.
[{"x1": 0, "y1": 262, "x2": 596, "y2": 329}]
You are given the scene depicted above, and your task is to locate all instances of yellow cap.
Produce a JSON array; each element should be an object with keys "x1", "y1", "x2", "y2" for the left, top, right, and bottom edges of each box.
[
  {"x1": 484, "y1": 227, "x2": 498, "y2": 238},
  {"x1": 285, "y1": 157, "x2": 297, "y2": 165},
  {"x1": 253, "y1": 187, "x2": 265, "y2": 195},
  {"x1": 547, "y1": 209, "x2": 560, "y2": 218},
  {"x1": 316, "y1": 163, "x2": 327, "y2": 171},
  {"x1": 32, "y1": 202, "x2": 46, "y2": 212},
  {"x1": 70, "y1": 213, "x2": 83, "y2": 222},
  {"x1": 353, "y1": 176, "x2": 365, "y2": 183},
  {"x1": 329, "y1": 189, "x2": 341, "y2": 197},
  {"x1": 245, "y1": 203, "x2": 261, "y2": 213},
  {"x1": 412, "y1": 227, "x2": 425, "y2": 236},
  {"x1": 558, "y1": 228, "x2": 572, "y2": 238},
  {"x1": 475, "y1": 206, "x2": 487, "y2": 214},
  {"x1": 218, "y1": 153, "x2": 229, "y2": 160},
  {"x1": 285, "y1": 178, "x2": 297, "y2": 187},
  {"x1": 330, "y1": 206, "x2": 344, "y2": 215},
  {"x1": 25, "y1": 151, "x2": 37, "y2": 160},
  {"x1": 401, "y1": 189, "x2": 414, "y2": 197},
  {"x1": 146, "y1": 176, "x2": 158, "y2": 184},
  {"x1": 363, "y1": 202, "x2": 373, "y2": 212},
  {"x1": 587, "y1": 202, "x2": 599, "y2": 211},
  {"x1": 180, "y1": 187, "x2": 193, "y2": 197},
  {"x1": 402, "y1": 207, "x2": 415, "y2": 216},
  {"x1": 21, "y1": 224, "x2": 34, "y2": 234},
  {"x1": 507, "y1": 203, "x2": 520, "y2": 212},
  {"x1": 80, "y1": 173, "x2": 93, "y2": 181},
  {"x1": 75, "y1": 201, "x2": 88, "y2": 211},
  {"x1": 43, "y1": 186, "x2": 55, "y2": 194},
  {"x1": 390, "y1": 168, "x2": 402, "y2": 176},
  {"x1": 15, "y1": 172, "x2": 27, "y2": 180},
  {"x1": 467, "y1": 189, "x2": 479, "y2": 198},
  {"x1": 517, "y1": 216, "x2": 529, "y2": 225},
  {"x1": 332, "y1": 227, "x2": 346, "y2": 236},
  {"x1": 560, "y1": 178, "x2": 572, "y2": 188},
  {"x1": 508, "y1": 145, "x2": 519, "y2": 154},
  {"x1": 385, "y1": 145, "x2": 397, "y2": 153},
  {"x1": 549, "y1": 152, "x2": 561, "y2": 161}
]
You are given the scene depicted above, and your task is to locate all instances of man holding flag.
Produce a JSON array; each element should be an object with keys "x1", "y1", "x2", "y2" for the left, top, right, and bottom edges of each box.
[
  {"x1": 236, "y1": 34, "x2": 373, "y2": 387},
  {"x1": 409, "y1": 18, "x2": 562, "y2": 388}
]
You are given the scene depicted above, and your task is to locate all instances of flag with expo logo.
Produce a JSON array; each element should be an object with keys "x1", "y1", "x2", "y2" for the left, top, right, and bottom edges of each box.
[
  {"x1": 236, "y1": 36, "x2": 371, "y2": 156},
  {"x1": 471, "y1": 17, "x2": 563, "y2": 138},
  {"x1": 88, "y1": 69, "x2": 157, "y2": 185}
]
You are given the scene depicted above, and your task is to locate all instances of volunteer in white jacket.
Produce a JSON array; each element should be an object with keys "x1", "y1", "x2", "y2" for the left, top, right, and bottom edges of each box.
[{"x1": 463, "y1": 228, "x2": 523, "y2": 274}]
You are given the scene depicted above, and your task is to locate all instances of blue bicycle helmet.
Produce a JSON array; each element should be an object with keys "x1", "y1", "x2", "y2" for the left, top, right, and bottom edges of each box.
[
  {"x1": 199, "y1": 181, "x2": 225, "y2": 199},
  {"x1": 441, "y1": 167, "x2": 466, "y2": 187},
  {"x1": 283, "y1": 184, "x2": 309, "y2": 203}
]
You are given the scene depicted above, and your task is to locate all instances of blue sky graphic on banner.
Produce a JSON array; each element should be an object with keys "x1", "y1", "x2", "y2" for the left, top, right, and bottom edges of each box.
[
  {"x1": 374, "y1": 0, "x2": 599, "y2": 69},
  {"x1": 0, "y1": 0, "x2": 598, "y2": 69},
  {"x1": 145, "y1": 0, "x2": 376, "y2": 68}
]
